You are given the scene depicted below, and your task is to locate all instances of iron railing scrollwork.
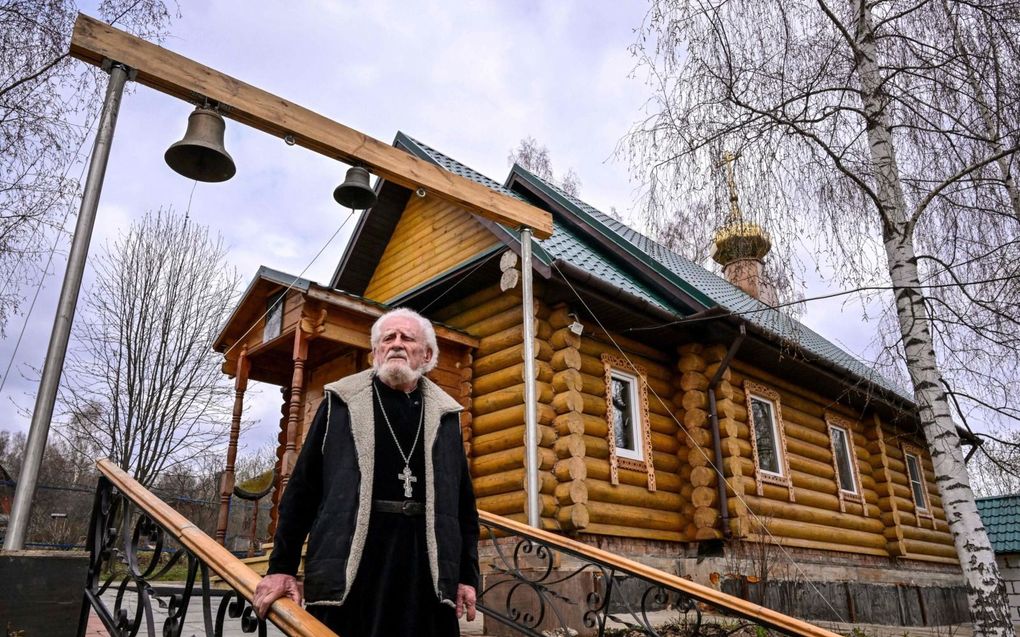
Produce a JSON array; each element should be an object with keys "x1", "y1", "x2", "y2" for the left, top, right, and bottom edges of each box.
[
  {"x1": 79, "y1": 458, "x2": 835, "y2": 637},
  {"x1": 475, "y1": 512, "x2": 840, "y2": 637},
  {"x1": 80, "y1": 475, "x2": 268, "y2": 637},
  {"x1": 79, "y1": 459, "x2": 331, "y2": 637}
]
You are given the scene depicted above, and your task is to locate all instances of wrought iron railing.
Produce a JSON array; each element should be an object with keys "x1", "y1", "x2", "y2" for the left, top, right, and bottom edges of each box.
[
  {"x1": 79, "y1": 457, "x2": 838, "y2": 637},
  {"x1": 78, "y1": 459, "x2": 332, "y2": 637},
  {"x1": 476, "y1": 511, "x2": 841, "y2": 637}
]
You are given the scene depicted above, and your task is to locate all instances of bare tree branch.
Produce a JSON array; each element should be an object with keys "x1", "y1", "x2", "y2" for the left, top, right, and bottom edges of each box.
[{"x1": 57, "y1": 209, "x2": 240, "y2": 489}]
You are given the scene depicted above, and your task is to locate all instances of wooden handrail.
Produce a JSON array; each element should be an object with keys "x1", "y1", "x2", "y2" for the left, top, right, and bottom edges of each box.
[
  {"x1": 96, "y1": 459, "x2": 334, "y2": 636},
  {"x1": 98, "y1": 456, "x2": 838, "y2": 636},
  {"x1": 478, "y1": 510, "x2": 843, "y2": 637}
]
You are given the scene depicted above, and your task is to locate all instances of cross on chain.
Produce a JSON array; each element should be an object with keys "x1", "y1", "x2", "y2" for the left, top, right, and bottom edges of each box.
[{"x1": 398, "y1": 465, "x2": 417, "y2": 498}]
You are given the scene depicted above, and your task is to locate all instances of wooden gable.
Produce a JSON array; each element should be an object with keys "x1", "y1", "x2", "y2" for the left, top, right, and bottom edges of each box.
[{"x1": 364, "y1": 193, "x2": 501, "y2": 303}]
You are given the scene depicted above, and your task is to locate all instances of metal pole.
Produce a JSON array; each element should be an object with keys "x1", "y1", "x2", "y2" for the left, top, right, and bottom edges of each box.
[
  {"x1": 520, "y1": 227, "x2": 541, "y2": 527},
  {"x1": 4, "y1": 62, "x2": 130, "y2": 551}
]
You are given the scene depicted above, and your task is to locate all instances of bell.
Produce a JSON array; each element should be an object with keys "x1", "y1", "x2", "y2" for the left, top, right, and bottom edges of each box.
[
  {"x1": 333, "y1": 166, "x2": 377, "y2": 209},
  {"x1": 164, "y1": 106, "x2": 236, "y2": 182}
]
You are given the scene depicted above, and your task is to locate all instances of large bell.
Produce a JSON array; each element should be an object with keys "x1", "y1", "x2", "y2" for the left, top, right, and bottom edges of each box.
[
  {"x1": 333, "y1": 166, "x2": 377, "y2": 210},
  {"x1": 164, "y1": 106, "x2": 236, "y2": 182}
]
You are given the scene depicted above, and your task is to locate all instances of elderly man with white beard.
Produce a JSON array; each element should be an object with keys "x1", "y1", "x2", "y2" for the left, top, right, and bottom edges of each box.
[{"x1": 253, "y1": 308, "x2": 480, "y2": 636}]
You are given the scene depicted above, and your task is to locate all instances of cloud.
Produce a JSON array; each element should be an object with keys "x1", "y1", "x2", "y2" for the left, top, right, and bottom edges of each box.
[{"x1": 2, "y1": 1, "x2": 883, "y2": 452}]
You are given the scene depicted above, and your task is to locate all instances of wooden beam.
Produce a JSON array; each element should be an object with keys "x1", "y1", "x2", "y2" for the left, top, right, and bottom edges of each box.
[
  {"x1": 69, "y1": 13, "x2": 553, "y2": 239},
  {"x1": 304, "y1": 287, "x2": 480, "y2": 348}
]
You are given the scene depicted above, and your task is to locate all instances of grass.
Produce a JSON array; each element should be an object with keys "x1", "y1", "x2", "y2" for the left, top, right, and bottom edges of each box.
[{"x1": 101, "y1": 549, "x2": 197, "y2": 583}]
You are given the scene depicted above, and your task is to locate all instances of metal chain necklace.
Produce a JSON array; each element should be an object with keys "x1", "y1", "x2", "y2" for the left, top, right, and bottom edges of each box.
[{"x1": 374, "y1": 384, "x2": 424, "y2": 498}]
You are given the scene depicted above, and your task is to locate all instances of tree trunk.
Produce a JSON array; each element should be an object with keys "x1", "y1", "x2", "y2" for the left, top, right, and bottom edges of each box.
[{"x1": 852, "y1": 2, "x2": 1012, "y2": 633}]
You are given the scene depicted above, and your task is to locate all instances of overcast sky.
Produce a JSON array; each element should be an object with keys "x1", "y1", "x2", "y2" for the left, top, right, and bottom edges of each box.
[{"x1": 0, "y1": 1, "x2": 888, "y2": 453}]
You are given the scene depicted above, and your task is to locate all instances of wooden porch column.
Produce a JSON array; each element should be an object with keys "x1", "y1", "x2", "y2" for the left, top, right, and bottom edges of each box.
[
  {"x1": 215, "y1": 348, "x2": 250, "y2": 546},
  {"x1": 280, "y1": 329, "x2": 309, "y2": 493},
  {"x1": 268, "y1": 387, "x2": 290, "y2": 539}
]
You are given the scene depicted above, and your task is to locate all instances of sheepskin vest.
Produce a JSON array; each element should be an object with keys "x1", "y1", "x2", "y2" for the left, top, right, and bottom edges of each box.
[{"x1": 289, "y1": 369, "x2": 467, "y2": 606}]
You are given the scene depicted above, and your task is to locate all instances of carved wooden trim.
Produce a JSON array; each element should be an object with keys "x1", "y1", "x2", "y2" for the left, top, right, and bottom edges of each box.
[
  {"x1": 601, "y1": 353, "x2": 656, "y2": 491},
  {"x1": 280, "y1": 329, "x2": 308, "y2": 494},
  {"x1": 824, "y1": 413, "x2": 865, "y2": 516},
  {"x1": 901, "y1": 442, "x2": 935, "y2": 524},
  {"x1": 743, "y1": 381, "x2": 794, "y2": 502},
  {"x1": 299, "y1": 304, "x2": 328, "y2": 338}
]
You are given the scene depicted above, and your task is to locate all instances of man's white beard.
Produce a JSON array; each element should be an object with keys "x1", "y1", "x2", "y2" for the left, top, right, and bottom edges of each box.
[{"x1": 376, "y1": 359, "x2": 422, "y2": 388}]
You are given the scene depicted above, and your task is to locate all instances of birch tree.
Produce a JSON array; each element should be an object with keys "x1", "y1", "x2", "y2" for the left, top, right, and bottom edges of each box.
[
  {"x1": 58, "y1": 210, "x2": 240, "y2": 488},
  {"x1": 624, "y1": 0, "x2": 1018, "y2": 632}
]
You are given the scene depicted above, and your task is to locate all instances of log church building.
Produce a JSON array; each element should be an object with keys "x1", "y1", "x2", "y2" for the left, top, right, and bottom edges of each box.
[{"x1": 212, "y1": 132, "x2": 977, "y2": 626}]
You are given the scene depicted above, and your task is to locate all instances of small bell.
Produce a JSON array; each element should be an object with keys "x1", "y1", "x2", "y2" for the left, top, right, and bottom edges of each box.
[
  {"x1": 165, "y1": 106, "x2": 236, "y2": 183},
  {"x1": 333, "y1": 166, "x2": 377, "y2": 210}
]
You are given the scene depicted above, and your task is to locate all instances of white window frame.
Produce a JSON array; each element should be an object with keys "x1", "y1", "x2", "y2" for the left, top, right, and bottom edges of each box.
[
  {"x1": 743, "y1": 381, "x2": 794, "y2": 501},
  {"x1": 600, "y1": 353, "x2": 656, "y2": 491},
  {"x1": 904, "y1": 449, "x2": 931, "y2": 514},
  {"x1": 829, "y1": 424, "x2": 859, "y2": 496},
  {"x1": 823, "y1": 413, "x2": 868, "y2": 515},
  {"x1": 609, "y1": 369, "x2": 644, "y2": 462},
  {"x1": 749, "y1": 394, "x2": 784, "y2": 478}
]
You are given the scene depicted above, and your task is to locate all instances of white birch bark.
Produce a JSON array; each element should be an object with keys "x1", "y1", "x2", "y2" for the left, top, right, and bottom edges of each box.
[{"x1": 852, "y1": 2, "x2": 1012, "y2": 633}]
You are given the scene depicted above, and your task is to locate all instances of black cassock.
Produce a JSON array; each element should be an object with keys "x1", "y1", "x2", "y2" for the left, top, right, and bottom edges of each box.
[{"x1": 308, "y1": 377, "x2": 461, "y2": 637}]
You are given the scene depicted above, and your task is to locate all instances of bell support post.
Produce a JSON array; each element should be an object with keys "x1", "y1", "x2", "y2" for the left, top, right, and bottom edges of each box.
[{"x1": 4, "y1": 61, "x2": 131, "y2": 551}]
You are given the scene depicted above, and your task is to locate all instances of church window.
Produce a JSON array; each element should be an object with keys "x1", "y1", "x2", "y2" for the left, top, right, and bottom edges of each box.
[
  {"x1": 830, "y1": 424, "x2": 858, "y2": 494},
  {"x1": 609, "y1": 370, "x2": 642, "y2": 461},
  {"x1": 264, "y1": 291, "x2": 285, "y2": 342},
  {"x1": 904, "y1": 449, "x2": 930, "y2": 514},
  {"x1": 826, "y1": 414, "x2": 867, "y2": 514},
  {"x1": 601, "y1": 354, "x2": 656, "y2": 491},
  {"x1": 744, "y1": 381, "x2": 793, "y2": 500},
  {"x1": 750, "y1": 395, "x2": 782, "y2": 476}
]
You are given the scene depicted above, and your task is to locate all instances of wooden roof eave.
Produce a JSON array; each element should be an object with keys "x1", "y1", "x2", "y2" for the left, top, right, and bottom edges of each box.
[
  {"x1": 303, "y1": 286, "x2": 479, "y2": 350},
  {"x1": 331, "y1": 135, "x2": 553, "y2": 294},
  {"x1": 505, "y1": 170, "x2": 708, "y2": 316},
  {"x1": 213, "y1": 267, "x2": 313, "y2": 355},
  {"x1": 329, "y1": 179, "x2": 412, "y2": 294},
  {"x1": 713, "y1": 311, "x2": 922, "y2": 425}
]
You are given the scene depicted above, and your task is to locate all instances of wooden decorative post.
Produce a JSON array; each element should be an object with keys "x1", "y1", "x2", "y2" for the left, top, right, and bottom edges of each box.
[
  {"x1": 280, "y1": 328, "x2": 309, "y2": 492},
  {"x1": 216, "y1": 347, "x2": 249, "y2": 545},
  {"x1": 268, "y1": 387, "x2": 290, "y2": 539}
]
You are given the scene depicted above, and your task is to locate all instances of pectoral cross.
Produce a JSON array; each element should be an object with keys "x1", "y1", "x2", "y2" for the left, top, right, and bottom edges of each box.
[{"x1": 398, "y1": 465, "x2": 417, "y2": 498}]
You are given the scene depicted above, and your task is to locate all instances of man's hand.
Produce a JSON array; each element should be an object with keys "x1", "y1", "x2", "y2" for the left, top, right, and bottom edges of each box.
[
  {"x1": 253, "y1": 573, "x2": 302, "y2": 619},
  {"x1": 455, "y1": 583, "x2": 477, "y2": 621}
]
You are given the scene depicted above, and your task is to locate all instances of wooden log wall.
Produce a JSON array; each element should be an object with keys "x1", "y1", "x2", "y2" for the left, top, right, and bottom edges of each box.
[
  {"x1": 551, "y1": 307, "x2": 684, "y2": 542},
  {"x1": 364, "y1": 196, "x2": 501, "y2": 303},
  {"x1": 432, "y1": 282, "x2": 559, "y2": 530},
  {"x1": 719, "y1": 359, "x2": 956, "y2": 561},
  {"x1": 299, "y1": 351, "x2": 359, "y2": 448},
  {"x1": 866, "y1": 415, "x2": 956, "y2": 563},
  {"x1": 674, "y1": 343, "x2": 721, "y2": 541},
  {"x1": 725, "y1": 360, "x2": 885, "y2": 554}
]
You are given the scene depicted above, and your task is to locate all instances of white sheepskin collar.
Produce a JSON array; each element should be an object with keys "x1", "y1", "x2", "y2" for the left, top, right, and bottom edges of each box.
[{"x1": 316, "y1": 368, "x2": 463, "y2": 605}]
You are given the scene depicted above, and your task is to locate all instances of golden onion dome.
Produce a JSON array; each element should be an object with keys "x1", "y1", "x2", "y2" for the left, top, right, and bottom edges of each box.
[{"x1": 712, "y1": 220, "x2": 772, "y2": 265}]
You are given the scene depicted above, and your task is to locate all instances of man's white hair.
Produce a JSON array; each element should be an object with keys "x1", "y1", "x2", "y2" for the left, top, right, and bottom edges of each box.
[{"x1": 370, "y1": 308, "x2": 439, "y2": 373}]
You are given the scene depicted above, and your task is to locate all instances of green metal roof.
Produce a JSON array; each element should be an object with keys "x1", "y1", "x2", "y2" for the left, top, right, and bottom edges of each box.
[
  {"x1": 397, "y1": 132, "x2": 910, "y2": 402},
  {"x1": 396, "y1": 134, "x2": 675, "y2": 312},
  {"x1": 976, "y1": 495, "x2": 1020, "y2": 553}
]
